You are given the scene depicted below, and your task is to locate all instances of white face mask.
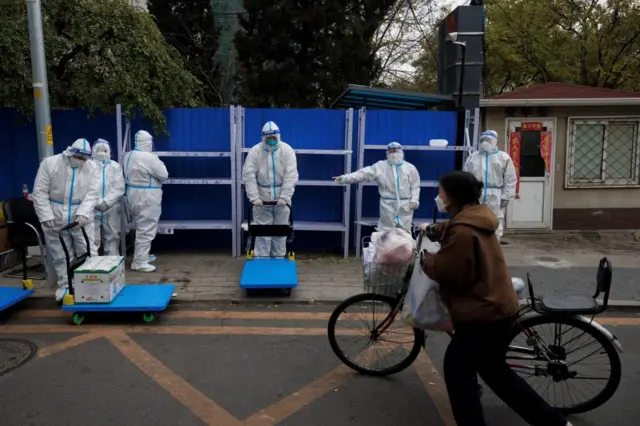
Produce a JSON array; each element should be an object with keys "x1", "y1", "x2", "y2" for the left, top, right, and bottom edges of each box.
[
  {"x1": 387, "y1": 152, "x2": 403, "y2": 165},
  {"x1": 435, "y1": 195, "x2": 448, "y2": 213},
  {"x1": 479, "y1": 141, "x2": 495, "y2": 153},
  {"x1": 94, "y1": 151, "x2": 110, "y2": 162},
  {"x1": 69, "y1": 157, "x2": 86, "y2": 168}
]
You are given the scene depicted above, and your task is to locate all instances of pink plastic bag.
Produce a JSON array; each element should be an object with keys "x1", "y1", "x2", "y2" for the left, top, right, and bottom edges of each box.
[{"x1": 373, "y1": 228, "x2": 415, "y2": 273}]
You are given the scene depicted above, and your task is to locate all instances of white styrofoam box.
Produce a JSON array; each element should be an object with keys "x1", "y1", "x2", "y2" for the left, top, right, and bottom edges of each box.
[{"x1": 73, "y1": 256, "x2": 125, "y2": 303}]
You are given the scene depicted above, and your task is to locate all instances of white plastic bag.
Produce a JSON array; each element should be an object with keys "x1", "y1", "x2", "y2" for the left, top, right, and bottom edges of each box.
[
  {"x1": 401, "y1": 237, "x2": 452, "y2": 331},
  {"x1": 373, "y1": 228, "x2": 415, "y2": 268}
]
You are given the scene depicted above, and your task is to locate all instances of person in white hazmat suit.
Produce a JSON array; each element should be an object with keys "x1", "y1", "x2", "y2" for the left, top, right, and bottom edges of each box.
[
  {"x1": 91, "y1": 139, "x2": 126, "y2": 256},
  {"x1": 32, "y1": 139, "x2": 100, "y2": 302},
  {"x1": 123, "y1": 130, "x2": 169, "y2": 272},
  {"x1": 334, "y1": 142, "x2": 420, "y2": 232},
  {"x1": 242, "y1": 121, "x2": 298, "y2": 258},
  {"x1": 463, "y1": 130, "x2": 517, "y2": 241}
]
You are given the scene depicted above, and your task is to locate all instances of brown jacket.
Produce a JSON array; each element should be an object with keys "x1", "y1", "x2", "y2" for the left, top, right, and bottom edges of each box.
[{"x1": 423, "y1": 204, "x2": 519, "y2": 324}]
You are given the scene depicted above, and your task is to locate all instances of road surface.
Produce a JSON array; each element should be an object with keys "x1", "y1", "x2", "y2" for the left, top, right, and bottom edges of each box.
[{"x1": 0, "y1": 304, "x2": 638, "y2": 425}]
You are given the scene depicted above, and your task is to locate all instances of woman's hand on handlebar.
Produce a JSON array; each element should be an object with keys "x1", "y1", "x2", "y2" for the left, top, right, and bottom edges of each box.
[{"x1": 419, "y1": 223, "x2": 439, "y2": 242}]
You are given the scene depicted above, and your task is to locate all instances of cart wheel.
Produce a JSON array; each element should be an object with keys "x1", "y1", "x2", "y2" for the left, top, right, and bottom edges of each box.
[
  {"x1": 71, "y1": 313, "x2": 85, "y2": 326},
  {"x1": 142, "y1": 312, "x2": 156, "y2": 323},
  {"x1": 284, "y1": 288, "x2": 292, "y2": 297},
  {"x1": 22, "y1": 279, "x2": 34, "y2": 290},
  {"x1": 288, "y1": 251, "x2": 295, "y2": 261},
  {"x1": 246, "y1": 250, "x2": 254, "y2": 260}
]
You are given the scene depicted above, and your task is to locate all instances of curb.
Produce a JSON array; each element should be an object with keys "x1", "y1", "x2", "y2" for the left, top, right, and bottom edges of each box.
[{"x1": 19, "y1": 294, "x2": 640, "y2": 311}]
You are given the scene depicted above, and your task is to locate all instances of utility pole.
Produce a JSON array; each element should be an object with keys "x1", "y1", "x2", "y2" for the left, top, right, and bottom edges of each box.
[{"x1": 26, "y1": 0, "x2": 54, "y2": 161}]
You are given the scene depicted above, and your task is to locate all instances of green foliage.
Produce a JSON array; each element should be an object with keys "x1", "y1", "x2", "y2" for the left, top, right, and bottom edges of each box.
[
  {"x1": 235, "y1": 0, "x2": 396, "y2": 108},
  {"x1": 148, "y1": 0, "x2": 223, "y2": 106},
  {"x1": 0, "y1": 0, "x2": 203, "y2": 132},
  {"x1": 408, "y1": 0, "x2": 640, "y2": 95},
  {"x1": 485, "y1": 0, "x2": 640, "y2": 94}
]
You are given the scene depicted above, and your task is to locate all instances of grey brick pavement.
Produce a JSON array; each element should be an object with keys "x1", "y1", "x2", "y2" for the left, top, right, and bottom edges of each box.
[{"x1": 2, "y1": 251, "x2": 638, "y2": 303}]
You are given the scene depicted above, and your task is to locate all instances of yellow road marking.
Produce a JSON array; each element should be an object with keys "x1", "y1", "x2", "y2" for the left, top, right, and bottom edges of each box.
[
  {"x1": 0, "y1": 324, "x2": 361, "y2": 336},
  {"x1": 244, "y1": 365, "x2": 353, "y2": 426},
  {"x1": 38, "y1": 333, "x2": 105, "y2": 359},
  {"x1": 108, "y1": 332, "x2": 242, "y2": 426},
  {"x1": 413, "y1": 350, "x2": 456, "y2": 426}
]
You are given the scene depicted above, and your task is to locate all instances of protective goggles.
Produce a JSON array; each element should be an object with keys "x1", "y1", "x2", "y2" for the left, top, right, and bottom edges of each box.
[{"x1": 69, "y1": 147, "x2": 91, "y2": 158}]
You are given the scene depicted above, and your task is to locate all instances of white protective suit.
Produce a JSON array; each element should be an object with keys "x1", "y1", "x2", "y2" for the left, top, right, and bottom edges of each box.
[
  {"x1": 336, "y1": 142, "x2": 420, "y2": 232},
  {"x1": 32, "y1": 139, "x2": 100, "y2": 300},
  {"x1": 91, "y1": 139, "x2": 126, "y2": 256},
  {"x1": 123, "y1": 130, "x2": 169, "y2": 272},
  {"x1": 242, "y1": 121, "x2": 298, "y2": 258},
  {"x1": 463, "y1": 130, "x2": 517, "y2": 241}
]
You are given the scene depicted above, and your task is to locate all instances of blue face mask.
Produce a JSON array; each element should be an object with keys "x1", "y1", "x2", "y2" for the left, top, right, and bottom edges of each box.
[{"x1": 265, "y1": 137, "x2": 278, "y2": 146}]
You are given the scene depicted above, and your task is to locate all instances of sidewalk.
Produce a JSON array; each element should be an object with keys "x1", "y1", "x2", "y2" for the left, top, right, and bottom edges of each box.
[{"x1": 2, "y1": 231, "x2": 639, "y2": 304}]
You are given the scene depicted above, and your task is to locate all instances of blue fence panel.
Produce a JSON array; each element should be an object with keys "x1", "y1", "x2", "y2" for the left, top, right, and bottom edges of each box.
[
  {"x1": 127, "y1": 108, "x2": 233, "y2": 223},
  {"x1": 0, "y1": 107, "x2": 460, "y2": 254},
  {"x1": 0, "y1": 109, "x2": 117, "y2": 201},
  {"x1": 361, "y1": 110, "x2": 458, "y2": 224},
  {"x1": 243, "y1": 109, "x2": 347, "y2": 224}
]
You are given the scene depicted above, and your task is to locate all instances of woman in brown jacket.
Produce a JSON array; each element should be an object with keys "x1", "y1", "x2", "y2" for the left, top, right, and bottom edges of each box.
[{"x1": 421, "y1": 171, "x2": 570, "y2": 426}]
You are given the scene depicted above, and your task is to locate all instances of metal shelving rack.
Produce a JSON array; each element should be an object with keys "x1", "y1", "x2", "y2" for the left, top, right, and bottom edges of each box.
[
  {"x1": 116, "y1": 104, "x2": 238, "y2": 256},
  {"x1": 234, "y1": 107, "x2": 354, "y2": 259},
  {"x1": 354, "y1": 107, "x2": 480, "y2": 258}
]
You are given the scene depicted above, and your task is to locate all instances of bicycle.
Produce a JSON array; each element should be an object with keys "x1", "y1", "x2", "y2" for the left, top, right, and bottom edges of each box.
[{"x1": 327, "y1": 230, "x2": 623, "y2": 414}]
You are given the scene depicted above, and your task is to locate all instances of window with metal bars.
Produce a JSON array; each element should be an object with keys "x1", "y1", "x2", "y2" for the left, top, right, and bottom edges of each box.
[{"x1": 566, "y1": 118, "x2": 640, "y2": 188}]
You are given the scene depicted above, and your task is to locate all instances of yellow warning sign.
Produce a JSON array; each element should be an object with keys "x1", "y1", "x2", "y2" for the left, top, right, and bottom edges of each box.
[{"x1": 45, "y1": 125, "x2": 53, "y2": 145}]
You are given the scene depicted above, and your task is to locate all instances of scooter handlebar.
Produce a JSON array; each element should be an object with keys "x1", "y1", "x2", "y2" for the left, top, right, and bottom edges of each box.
[{"x1": 60, "y1": 221, "x2": 79, "y2": 233}]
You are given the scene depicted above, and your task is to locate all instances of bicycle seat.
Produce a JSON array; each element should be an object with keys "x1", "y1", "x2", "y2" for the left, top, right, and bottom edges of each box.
[{"x1": 539, "y1": 294, "x2": 599, "y2": 314}]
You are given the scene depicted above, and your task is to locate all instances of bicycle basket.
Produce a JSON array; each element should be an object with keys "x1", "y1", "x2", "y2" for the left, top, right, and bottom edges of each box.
[{"x1": 363, "y1": 260, "x2": 411, "y2": 297}]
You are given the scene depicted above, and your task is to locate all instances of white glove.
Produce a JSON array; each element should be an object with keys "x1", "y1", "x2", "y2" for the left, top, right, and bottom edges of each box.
[
  {"x1": 41, "y1": 220, "x2": 56, "y2": 229},
  {"x1": 74, "y1": 215, "x2": 89, "y2": 226},
  {"x1": 252, "y1": 199, "x2": 263, "y2": 207},
  {"x1": 500, "y1": 199, "x2": 509, "y2": 209},
  {"x1": 277, "y1": 198, "x2": 287, "y2": 206},
  {"x1": 410, "y1": 201, "x2": 419, "y2": 210},
  {"x1": 333, "y1": 176, "x2": 343, "y2": 184},
  {"x1": 96, "y1": 201, "x2": 109, "y2": 212}
]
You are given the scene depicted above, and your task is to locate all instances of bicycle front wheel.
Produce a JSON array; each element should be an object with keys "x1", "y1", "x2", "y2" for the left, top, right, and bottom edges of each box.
[
  {"x1": 327, "y1": 292, "x2": 424, "y2": 377},
  {"x1": 507, "y1": 315, "x2": 622, "y2": 414}
]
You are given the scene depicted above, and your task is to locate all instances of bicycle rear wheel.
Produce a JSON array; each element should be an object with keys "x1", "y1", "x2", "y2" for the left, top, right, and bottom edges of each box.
[
  {"x1": 327, "y1": 292, "x2": 424, "y2": 377},
  {"x1": 507, "y1": 315, "x2": 622, "y2": 414}
]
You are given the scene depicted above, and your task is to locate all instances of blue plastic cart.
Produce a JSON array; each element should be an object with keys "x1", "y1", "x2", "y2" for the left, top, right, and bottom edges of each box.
[
  {"x1": 240, "y1": 201, "x2": 298, "y2": 296},
  {"x1": 58, "y1": 222, "x2": 174, "y2": 325},
  {"x1": 0, "y1": 221, "x2": 36, "y2": 312}
]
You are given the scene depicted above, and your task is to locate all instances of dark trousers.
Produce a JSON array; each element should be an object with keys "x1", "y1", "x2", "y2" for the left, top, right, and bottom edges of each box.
[{"x1": 443, "y1": 317, "x2": 567, "y2": 426}]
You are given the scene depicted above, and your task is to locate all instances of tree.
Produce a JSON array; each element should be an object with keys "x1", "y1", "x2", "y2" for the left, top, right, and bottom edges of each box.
[
  {"x1": 234, "y1": 0, "x2": 396, "y2": 108},
  {"x1": 0, "y1": 0, "x2": 203, "y2": 131},
  {"x1": 148, "y1": 0, "x2": 223, "y2": 106},
  {"x1": 484, "y1": 0, "x2": 640, "y2": 94},
  {"x1": 409, "y1": 0, "x2": 640, "y2": 96},
  {"x1": 374, "y1": 0, "x2": 442, "y2": 88}
]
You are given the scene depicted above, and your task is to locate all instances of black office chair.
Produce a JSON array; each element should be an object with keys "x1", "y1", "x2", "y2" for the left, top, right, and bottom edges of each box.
[{"x1": 2, "y1": 198, "x2": 48, "y2": 280}]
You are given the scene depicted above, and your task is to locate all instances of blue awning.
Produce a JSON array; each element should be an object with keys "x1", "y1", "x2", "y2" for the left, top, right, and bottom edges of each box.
[{"x1": 330, "y1": 85, "x2": 454, "y2": 110}]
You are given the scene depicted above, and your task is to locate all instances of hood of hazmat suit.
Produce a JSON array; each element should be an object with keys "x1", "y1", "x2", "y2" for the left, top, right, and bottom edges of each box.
[
  {"x1": 339, "y1": 142, "x2": 420, "y2": 232},
  {"x1": 123, "y1": 130, "x2": 169, "y2": 269},
  {"x1": 242, "y1": 121, "x2": 299, "y2": 257},
  {"x1": 32, "y1": 138, "x2": 100, "y2": 293},
  {"x1": 92, "y1": 139, "x2": 126, "y2": 256},
  {"x1": 261, "y1": 121, "x2": 281, "y2": 151},
  {"x1": 463, "y1": 129, "x2": 517, "y2": 240}
]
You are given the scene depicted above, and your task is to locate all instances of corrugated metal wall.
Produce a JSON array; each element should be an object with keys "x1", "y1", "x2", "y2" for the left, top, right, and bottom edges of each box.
[{"x1": 0, "y1": 107, "x2": 458, "y2": 252}]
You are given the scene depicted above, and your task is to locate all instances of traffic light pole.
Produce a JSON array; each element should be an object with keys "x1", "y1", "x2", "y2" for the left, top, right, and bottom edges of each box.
[{"x1": 26, "y1": 0, "x2": 54, "y2": 161}]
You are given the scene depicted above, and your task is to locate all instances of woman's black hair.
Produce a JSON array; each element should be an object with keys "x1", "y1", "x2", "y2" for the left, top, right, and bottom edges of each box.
[{"x1": 439, "y1": 171, "x2": 484, "y2": 207}]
